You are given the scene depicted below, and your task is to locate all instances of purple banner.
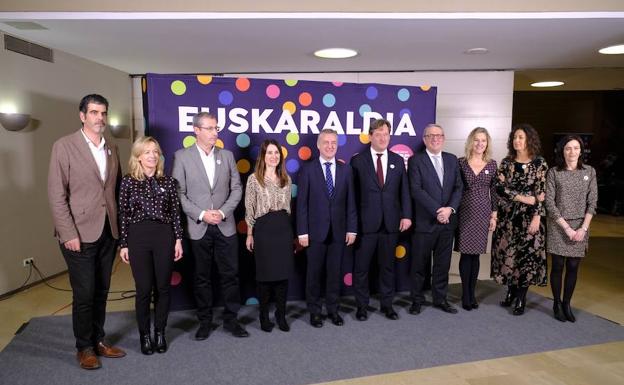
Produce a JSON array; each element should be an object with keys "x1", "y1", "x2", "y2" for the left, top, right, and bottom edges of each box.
[{"x1": 144, "y1": 74, "x2": 437, "y2": 308}]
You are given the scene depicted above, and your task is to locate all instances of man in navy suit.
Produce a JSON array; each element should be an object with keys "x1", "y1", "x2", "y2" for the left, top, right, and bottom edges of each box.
[
  {"x1": 297, "y1": 129, "x2": 358, "y2": 328},
  {"x1": 408, "y1": 123, "x2": 463, "y2": 315},
  {"x1": 351, "y1": 119, "x2": 412, "y2": 321}
]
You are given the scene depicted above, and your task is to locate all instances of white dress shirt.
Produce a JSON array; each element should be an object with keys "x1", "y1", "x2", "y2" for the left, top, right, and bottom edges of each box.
[
  {"x1": 81, "y1": 129, "x2": 107, "y2": 182},
  {"x1": 370, "y1": 147, "x2": 388, "y2": 183}
]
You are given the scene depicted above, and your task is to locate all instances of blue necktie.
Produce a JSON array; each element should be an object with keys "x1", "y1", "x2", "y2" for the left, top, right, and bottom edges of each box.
[{"x1": 324, "y1": 162, "x2": 334, "y2": 198}]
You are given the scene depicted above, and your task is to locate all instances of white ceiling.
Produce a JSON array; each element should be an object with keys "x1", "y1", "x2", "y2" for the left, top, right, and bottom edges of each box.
[{"x1": 1, "y1": 13, "x2": 624, "y2": 87}]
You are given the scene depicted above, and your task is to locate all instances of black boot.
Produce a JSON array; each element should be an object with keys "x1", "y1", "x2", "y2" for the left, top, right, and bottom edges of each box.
[
  {"x1": 500, "y1": 285, "x2": 516, "y2": 307},
  {"x1": 140, "y1": 331, "x2": 154, "y2": 355},
  {"x1": 553, "y1": 300, "x2": 567, "y2": 322},
  {"x1": 258, "y1": 283, "x2": 274, "y2": 332},
  {"x1": 274, "y1": 280, "x2": 290, "y2": 332},
  {"x1": 154, "y1": 329, "x2": 167, "y2": 353},
  {"x1": 513, "y1": 287, "x2": 527, "y2": 316},
  {"x1": 562, "y1": 301, "x2": 576, "y2": 323}
]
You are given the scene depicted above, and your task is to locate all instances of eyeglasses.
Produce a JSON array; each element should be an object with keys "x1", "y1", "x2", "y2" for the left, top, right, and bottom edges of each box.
[
  {"x1": 424, "y1": 134, "x2": 445, "y2": 139},
  {"x1": 197, "y1": 125, "x2": 221, "y2": 132}
]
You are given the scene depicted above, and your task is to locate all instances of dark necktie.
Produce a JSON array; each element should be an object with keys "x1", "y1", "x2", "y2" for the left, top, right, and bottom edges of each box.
[
  {"x1": 324, "y1": 162, "x2": 334, "y2": 197},
  {"x1": 376, "y1": 153, "x2": 384, "y2": 187}
]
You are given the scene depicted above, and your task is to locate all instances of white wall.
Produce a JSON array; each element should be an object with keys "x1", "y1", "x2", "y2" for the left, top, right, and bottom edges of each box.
[{"x1": 0, "y1": 31, "x2": 133, "y2": 295}]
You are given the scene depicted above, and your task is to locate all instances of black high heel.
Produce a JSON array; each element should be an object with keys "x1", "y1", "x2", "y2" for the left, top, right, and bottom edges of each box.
[
  {"x1": 500, "y1": 286, "x2": 516, "y2": 307},
  {"x1": 553, "y1": 300, "x2": 567, "y2": 322},
  {"x1": 140, "y1": 331, "x2": 154, "y2": 355},
  {"x1": 154, "y1": 329, "x2": 167, "y2": 353},
  {"x1": 562, "y1": 301, "x2": 576, "y2": 323}
]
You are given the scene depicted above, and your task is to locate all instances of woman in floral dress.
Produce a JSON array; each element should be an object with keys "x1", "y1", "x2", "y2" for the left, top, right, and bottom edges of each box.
[{"x1": 491, "y1": 124, "x2": 548, "y2": 315}]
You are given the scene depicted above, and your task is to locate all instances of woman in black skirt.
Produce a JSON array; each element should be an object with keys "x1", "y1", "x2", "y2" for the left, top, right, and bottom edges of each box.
[
  {"x1": 119, "y1": 136, "x2": 183, "y2": 354},
  {"x1": 245, "y1": 139, "x2": 294, "y2": 332}
]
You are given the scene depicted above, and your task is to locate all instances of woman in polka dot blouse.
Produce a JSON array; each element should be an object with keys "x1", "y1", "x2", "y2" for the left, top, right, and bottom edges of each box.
[{"x1": 118, "y1": 136, "x2": 183, "y2": 355}]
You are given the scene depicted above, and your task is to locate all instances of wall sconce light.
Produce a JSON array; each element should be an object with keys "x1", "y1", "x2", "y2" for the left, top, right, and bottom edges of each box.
[{"x1": 0, "y1": 112, "x2": 32, "y2": 131}]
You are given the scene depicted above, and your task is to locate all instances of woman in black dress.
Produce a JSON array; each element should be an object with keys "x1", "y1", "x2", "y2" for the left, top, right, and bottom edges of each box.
[
  {"x1": 119, "y1": 136, "x2": 183, "y2": 354},
  {"x1": 455, "y1": 127, "x2": 497, "y2": 310},
  {"x1": 245, "y1": 139, "x2": 294, "y2": 332}
]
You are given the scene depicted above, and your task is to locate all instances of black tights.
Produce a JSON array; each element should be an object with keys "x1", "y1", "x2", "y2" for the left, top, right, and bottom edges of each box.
[
  {"x1": 459, "y1": 253, "x2": 479, "y2": 305},
  {"x1": 550, "y1": 254, "x2": 581, "y2": 303}
]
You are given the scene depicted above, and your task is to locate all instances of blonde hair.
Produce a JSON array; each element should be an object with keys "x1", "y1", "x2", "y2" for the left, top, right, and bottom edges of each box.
[
  {"x1": 128, "y1": 136, "x2": 165, "y2": 180},
  {"x1": 464, "y1": 127, "x2": 492, "y2": 162}
]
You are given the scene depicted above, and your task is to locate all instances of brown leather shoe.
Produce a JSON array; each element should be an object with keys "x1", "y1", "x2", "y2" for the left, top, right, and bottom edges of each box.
[
  {"x1": 77, "y1": 348, "x2": 101, "y2": 370},
  {"x1": 95, "y1": 341, "x2": 126, "y2": 358}
]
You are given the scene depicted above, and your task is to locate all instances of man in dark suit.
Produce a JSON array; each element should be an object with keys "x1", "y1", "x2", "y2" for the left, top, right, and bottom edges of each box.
[
  {"x1": 408, "y1": 123, "x2": 463, "y2": 315},
  {"x1": 297, "y1": 129, "x2": 358, "y2": 328},
  {"x1": 172, "y1": 112, "x2": 248, "y2": 340},
  {"x1": 48, "y1": 94, "x2": 126, "y2": 370},
  {"x1": 351, "y1": 119, "x2": 412, "y2": 321}
]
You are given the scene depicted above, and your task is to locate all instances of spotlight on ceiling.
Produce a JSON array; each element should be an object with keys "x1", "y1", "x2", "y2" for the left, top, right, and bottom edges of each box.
[
  {"x1": 530, "y1": 81, "x2": 564, "y2": 88},
  {"x1": 314, "y1": 48, "x2": 358, "y2": 59},
  {"x1": 599, "y1": 44, "x2": 624, "y2": 55}
]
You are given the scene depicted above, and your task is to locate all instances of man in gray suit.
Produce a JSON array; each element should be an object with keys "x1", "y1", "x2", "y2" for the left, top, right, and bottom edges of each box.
[
  {"x1": 172, "y1": 112, "x2": 248, "y2": 339},
  {"x1": 48, "y1": 94, "x2": 126, "y2": 370}
]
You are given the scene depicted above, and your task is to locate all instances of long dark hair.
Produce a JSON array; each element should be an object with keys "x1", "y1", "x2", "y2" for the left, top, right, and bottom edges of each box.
[
  {"x1": 506, "y1": 123, "x2": 542, "y2": 160},
  {"x1": 254, "y1": 139, "x2": 288, "y2": 188},
  {"x1": 555, "y1": 135, "x2": 586, "y2": 171}
]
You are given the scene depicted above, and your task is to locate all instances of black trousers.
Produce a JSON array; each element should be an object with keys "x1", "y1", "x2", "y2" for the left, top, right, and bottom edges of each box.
[
  {"x1": 127, "y1": 221, "x2": 175, "y2": 333},
  {"x1": 410, "y1": 230, "x2": 453, "y2": 305},
  {"x1": 353, "y1": 231, "x2": 398, "y2": 308},
  {"x1": 60, "y1": 219, "x2": 116, "y2": 351},
  {"x1": 191, "y1": 225, "x2": 241, "y2": 324},
  {"x1": 459, "y1": 253, "x2": 480, "y2": 306},
  {"x1": 306, "y1": 232, "x2": 344, "y2": 315}
]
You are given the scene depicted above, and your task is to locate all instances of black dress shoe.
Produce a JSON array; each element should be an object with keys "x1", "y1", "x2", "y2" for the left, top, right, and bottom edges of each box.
[
  {"x1": 310, "y1": 313, "x2": 323, "y2": 328},
  {"x1": 154, "y1": 329, "x2": 167, "y2": 353},
  {"x1": 140, "y1": 332, "x2": 154, "y2": 355},
  {"x1": 355, "y1": 307, "x2": 368, "y2": 321},
  {"x1": 408, "y1": 303, "x2": 422, "y2": 315},
  {"x1": 462, "y1": 304, "x2": 472, "y2": 311},
  {"x1": 562, "y1": 301, "x2": 576, "y2": 323},
  {"x1": 328, "y1": 313, "x2": 344, "y2": 326},
  {"x1": 553, "y1": 300, "x2": 567, "y2": 322},
  {"x1": 471, "y1": 301, "x2": 479, "y2": 309},
  {"x1": 434, "y1": 301, "x2": 458, "y2": 314},
  {"x1": 381, "y1": 307, "x2": 398, "y2": 320},
  {"x1": 513, "y1": 297, "x2": 526, "y2": 316},
  {"x1": 195, "y1": 323, "x2": 213, "y2": 341},
  {"x1": 224, "y1": 320, "x2": 250, "y2": 337}
]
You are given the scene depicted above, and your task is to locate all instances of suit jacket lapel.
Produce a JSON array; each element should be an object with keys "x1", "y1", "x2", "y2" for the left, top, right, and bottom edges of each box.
[
  {"x1": 103, "y1": 141, "x2": 113, "y2": 186},
  {"x1": 72, "y1": 130, "x2": 104, "y2": 184},
  {"x1": 190, "y1": 145, "x2": 213, "y2": 192},
  {"x1": 365, "y1": 148, "x2": 383, "y2": 189},
  {"x1": 423, "y1": 153, "x2": 443, "y2": 189},
  {"x1": 212, "y1": 147, "x2": 222, "y2": 190}
]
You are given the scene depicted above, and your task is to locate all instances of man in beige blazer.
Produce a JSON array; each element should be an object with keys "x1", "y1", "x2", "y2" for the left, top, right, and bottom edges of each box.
[
  {"x1": 172, "y1": 112, "x2": 248, "y2": 340},
  {"x1": 48, "y1": 94, "x2": 125, "y2": 370}
]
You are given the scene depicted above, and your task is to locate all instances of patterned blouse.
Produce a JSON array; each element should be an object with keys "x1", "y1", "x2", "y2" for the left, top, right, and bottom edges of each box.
[
  {"x1": 118, "y1": 175, "x2": 183, "y2": 248},
  {"x1": 245, "y1": 173, "x2": 292, "y2": 230}
]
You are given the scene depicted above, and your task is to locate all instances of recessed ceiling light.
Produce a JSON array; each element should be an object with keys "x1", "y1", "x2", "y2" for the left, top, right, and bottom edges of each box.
[
  {"x1": 314, "y1": 48, "x2": 358, "y2": 59},
  {"x1": 464, "y1": 48, "x2": 489, "y2": 55},
  {"x1": 599, "y1": 44, "x2": 624, "y2": 55},
  {"x1": 531, "y1": 81, "x2": 564, "y2": 88}
]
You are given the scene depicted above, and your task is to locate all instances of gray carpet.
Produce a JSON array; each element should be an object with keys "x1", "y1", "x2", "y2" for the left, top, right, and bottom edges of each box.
[{"x1": 1, "y1": 281, "x2": 623, "y2": 385}]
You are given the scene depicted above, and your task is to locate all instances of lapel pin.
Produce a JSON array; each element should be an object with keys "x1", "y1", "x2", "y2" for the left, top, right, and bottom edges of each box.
[
  {"x1": 107, "y1": 148, "x2": 111, "y2": 156},
  {"x1": 485, "y1": 170, "x2": 489, "y2": 174},
  {"x1": 216, "y1": 159, "x2": 222, "y2": 165},
  {"x1": 522, "y1": 164, "x2": 527, "y2": 170},
  {"x1": 583, "y1": 175, "x2": 589, "y2": 181},
  {"x1": 390, "y1": 164, "x2": 395, "y2": 169}
]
